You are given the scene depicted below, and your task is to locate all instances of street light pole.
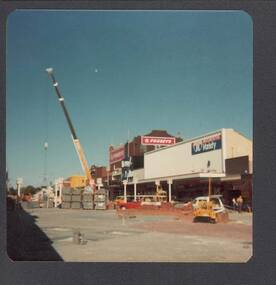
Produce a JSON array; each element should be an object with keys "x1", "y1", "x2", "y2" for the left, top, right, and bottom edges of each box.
[
  {"x1": 16, "y1": 177, "x2": 23, "y2": 197},
  {"x1": 208, "y1": 176, "x2": 212, "y2": 197}
]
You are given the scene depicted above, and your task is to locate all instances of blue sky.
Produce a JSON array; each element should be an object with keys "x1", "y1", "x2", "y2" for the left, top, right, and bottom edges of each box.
[{"x1": 6, "y1": 10, "x2": 252, "y2": 186}]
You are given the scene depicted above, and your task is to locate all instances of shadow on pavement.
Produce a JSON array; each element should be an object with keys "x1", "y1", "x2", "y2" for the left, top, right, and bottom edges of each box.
[{"x1": 7, "y1": 202, "x2": 63, "y2": 261}]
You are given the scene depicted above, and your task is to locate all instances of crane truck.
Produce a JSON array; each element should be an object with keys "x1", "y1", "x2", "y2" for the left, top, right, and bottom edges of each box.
[{"x1": 45, "y1": 67, "x2": 96, "y2": 192}]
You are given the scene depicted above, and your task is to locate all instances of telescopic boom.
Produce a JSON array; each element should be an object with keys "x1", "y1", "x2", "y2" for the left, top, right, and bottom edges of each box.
[{"x1": 46, "y1": 67, "x2": 95, "y2": 191}]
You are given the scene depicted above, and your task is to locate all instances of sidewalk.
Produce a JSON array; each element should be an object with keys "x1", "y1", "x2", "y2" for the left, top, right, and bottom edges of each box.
[{"x1": 228, "y1": 210, "x2": 253, "y2": 226}]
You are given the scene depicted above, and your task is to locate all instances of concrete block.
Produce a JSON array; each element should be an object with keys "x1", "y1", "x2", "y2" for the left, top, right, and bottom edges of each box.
[
  {"x1": 94, "y1": 195, "x2": 106, "y2": 202},
  {"x1": 62, "y1": 202, "x2": 71, "y2": 209},
  {"x1": 72, "y1": 188, "x2": 82, "y2": 195},
  {"x1": 82, "y1": 195, "x2": 93, "y2": 202},
  {"x1": 62, "y1": 188, "x2": 72, "y2": 195},
  {"x1": 95, "y1": 201, "x2": 106, "y2": 210},
  {"x1": 71, "y1": 202, "x2": 81, "y2": 209},
  {"x1": 63, "y1": 194, "x2": 72, "y2": 202},
  {"x1": 71, "y1": 195, "x2": 82, "y2": 202},
  {"x1": 83, "y1": 202, "x2": 94, "y2": 209}
]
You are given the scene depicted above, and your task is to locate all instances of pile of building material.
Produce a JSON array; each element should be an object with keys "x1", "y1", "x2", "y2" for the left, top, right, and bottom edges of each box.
[
  {"x1": 47, "y1": 198, "x2": 54, "y2": 208},
  {"x1": 82, "y1": 191, "x2": 94, "y2": 210},
  {"x1": 61, "y1": 188, "x2": 109, "y2": 210},
  {"x1": 71, "y1": 189, "x2": 82, "y2": 209},
  {"x1": 94, "y1": 189, "x2": 107, "y2": 210},
  {"x1": 61, "y1": 188, "x2": 72, "y2": 209},
  {"x1": 71, "y1": 188, "x2": 82, "y2": 209}
]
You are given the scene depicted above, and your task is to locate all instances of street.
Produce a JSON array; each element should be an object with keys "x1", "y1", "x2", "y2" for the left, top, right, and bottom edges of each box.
[{"x1": 7, "y1": 205, "x2": 252, "y2": 262}]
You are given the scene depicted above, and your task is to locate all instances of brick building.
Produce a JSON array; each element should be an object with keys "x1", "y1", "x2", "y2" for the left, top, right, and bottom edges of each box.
[{"x1": 108, "y1": 130, "x2": 182, "y2": 198}]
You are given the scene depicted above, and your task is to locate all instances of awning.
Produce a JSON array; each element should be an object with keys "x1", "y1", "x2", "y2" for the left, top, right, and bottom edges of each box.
[
  {"x1": 220, "y1": 174, "x2": 241, "y2": 182},
  {"x1": 127, "y1": 172, "x2": 226, "y2": 185}
]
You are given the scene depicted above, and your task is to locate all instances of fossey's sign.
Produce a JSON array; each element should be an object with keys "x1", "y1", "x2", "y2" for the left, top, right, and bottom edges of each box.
[
  {"x1": 191, "y1": 133, "x2": 222, "y2": 155},
  {"x1": 141, "y1": 136, "x2": 176, "y2": 146}
]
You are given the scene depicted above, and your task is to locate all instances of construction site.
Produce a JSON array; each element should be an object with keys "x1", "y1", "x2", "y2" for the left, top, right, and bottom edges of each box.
[{"x1": 6, "y1": 68, "x2": 253, "y2": 262}]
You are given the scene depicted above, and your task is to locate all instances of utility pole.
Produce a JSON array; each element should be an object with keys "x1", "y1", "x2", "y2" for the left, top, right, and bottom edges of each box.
[
  {"x1": 43, "y1": 141, "x2": 48, "y2": 186},
  {"x1": 16, "y1": 177, "x2": 23, "y2": 198},
  {"x1": 207, "y1": 160, "x2": 211, "y2": 197},
  {"x1": 208, "y1": 177, "x2": 212, "y2": 197}
]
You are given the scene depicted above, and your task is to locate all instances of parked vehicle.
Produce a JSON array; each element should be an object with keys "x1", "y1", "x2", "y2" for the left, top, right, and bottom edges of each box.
[
  {"x1": 115, "y1": 193, "x2": 167, "y2": 209},
  {"x1": 192, "y1": 195, "x2": 228, "y2": 223}
]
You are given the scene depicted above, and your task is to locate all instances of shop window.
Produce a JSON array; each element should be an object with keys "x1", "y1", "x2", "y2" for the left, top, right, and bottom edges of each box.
[{"x1": 140, "y1": 144, "x2": 147, "y2": 153}]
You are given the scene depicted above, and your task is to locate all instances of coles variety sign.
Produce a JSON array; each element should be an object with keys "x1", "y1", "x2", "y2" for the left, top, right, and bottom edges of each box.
[
  {"x1": 191, "y1": 133, "x2": 222, "y2": 155},
  {"x1": 141, "y1": 136, "x2": 176, "y2": 146},
  {"x1": 109, "y1": 145, "x2": 125, "y2": 164}
]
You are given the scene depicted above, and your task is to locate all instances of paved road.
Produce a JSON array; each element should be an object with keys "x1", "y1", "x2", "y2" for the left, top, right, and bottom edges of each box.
[{"x1": 7, "y1": 206, "x2": 252, "y2": 262}]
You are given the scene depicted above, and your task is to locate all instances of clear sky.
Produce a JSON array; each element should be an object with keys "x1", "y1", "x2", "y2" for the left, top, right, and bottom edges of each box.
[{"x1": 6, "y1": 10, "x2": 252, "y2": 187}]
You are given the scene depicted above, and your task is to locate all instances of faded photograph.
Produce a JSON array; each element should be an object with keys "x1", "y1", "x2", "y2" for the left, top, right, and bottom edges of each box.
[{"x1": 6, "y1": 10, "x2": 252, "y2": 262}]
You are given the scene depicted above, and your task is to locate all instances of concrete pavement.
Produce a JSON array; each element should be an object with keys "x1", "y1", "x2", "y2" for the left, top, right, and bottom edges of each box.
[{"x1": 7, "y1": 206, "x2": 252, "y2": 262}]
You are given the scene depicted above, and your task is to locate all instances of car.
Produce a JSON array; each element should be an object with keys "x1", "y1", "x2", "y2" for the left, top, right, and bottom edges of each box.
[
  {"x1": 192, "y1": 195, "x2": 226, "y2": 213},
  {"x1": 192, "y1": 195, "x2": 228, "y2": 223}
]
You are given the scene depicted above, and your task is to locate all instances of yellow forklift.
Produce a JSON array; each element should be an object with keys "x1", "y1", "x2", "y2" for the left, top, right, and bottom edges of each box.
[{"x1": 193, "y1": 176, "x2": 228, "y2": 223}]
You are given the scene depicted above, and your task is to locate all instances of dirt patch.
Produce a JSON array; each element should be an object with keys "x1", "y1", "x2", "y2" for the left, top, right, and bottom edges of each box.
[
  {"x1": 116, "y1": 208, "x2": 193, "y2": 221},
  {"x1": 133, "y1": 220, "x2": 252, "y2": 241}
]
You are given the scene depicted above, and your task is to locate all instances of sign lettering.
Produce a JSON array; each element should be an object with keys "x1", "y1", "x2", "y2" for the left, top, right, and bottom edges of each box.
[
  {"x1": 191, "y1": 134, "x2": 222, "y2": 155},
  {"x1": 109, "y1": 145, "x2": 125, "y2": 164},
  {"x1": 141, "y1": 136, "x2": 176, "y2": 146}
]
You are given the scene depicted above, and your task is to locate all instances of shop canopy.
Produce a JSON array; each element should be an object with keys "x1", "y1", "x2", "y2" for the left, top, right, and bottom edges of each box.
[{"x1": 128, "y1": 172, "x2": 226, "y2": 185}]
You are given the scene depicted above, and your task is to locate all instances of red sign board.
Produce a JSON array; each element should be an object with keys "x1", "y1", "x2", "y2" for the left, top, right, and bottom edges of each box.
[
  {"x1": 109, "y1": 145, "x2": 125, "y2": 164},
  {"x1": 141, "y1": 136, "x2": 176, "y2": 146}
]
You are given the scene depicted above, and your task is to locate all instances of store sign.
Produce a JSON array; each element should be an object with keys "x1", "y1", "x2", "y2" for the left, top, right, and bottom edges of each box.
[
  {"x1": 191, "y1": 133, "x2": 222, "y2": 155},
  {"x1": 141, "y1": 136, "x2": 176, "y2": 146},
  {"x1": 109, "y1": 145, "x2": 125, "y2": 164}
]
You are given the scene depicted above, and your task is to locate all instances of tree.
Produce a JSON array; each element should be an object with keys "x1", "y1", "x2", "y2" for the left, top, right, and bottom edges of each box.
[
  {"x1": 8, "y1": 187, "x2": 17, "y2": 195},
  {"x1": 22, "y1": 185, "x2": 37, "y2": 195}
]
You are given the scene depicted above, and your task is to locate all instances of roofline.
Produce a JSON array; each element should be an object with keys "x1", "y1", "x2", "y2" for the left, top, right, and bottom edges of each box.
[{"x1": 228, "y1": 128, "x2": 252, "y2": 142}]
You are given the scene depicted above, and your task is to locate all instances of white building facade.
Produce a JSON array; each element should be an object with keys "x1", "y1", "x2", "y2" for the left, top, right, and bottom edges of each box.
[
  {"x1": 144, "y1": 128, "x2": 252, "y2": 180},
  {"x1": 125, "y1": 128, "x2": 252, "y2": 205}
]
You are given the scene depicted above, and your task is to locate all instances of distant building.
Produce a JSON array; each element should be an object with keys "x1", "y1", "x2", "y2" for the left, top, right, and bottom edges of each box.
[
  {"x1": 90, "y1": 165, "x2": 108, "y2": 188},
  {"x1": 108, "y1": 129, "x2": 182, "y2": 198}
]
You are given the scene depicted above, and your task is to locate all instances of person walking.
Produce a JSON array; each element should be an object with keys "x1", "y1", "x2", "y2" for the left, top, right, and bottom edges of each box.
[
  {"x1": 237, "y1": 195, "x2": 243, "y2": 213},
  {"x1": 232, "y1": 197, "x2": 238, "y2": 211}
]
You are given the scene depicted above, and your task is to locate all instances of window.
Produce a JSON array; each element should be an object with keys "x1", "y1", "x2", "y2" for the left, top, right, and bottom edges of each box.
[{"x1": 140, "y1": 144, "x2": 147, "y2": 153}]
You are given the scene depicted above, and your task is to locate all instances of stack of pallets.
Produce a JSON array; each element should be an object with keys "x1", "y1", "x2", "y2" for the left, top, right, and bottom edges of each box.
[
  {"x1": 71, "y1": 188, "x2": 82, "y2": 209},
  {"x1": 94, "y1": 189, "x2": 107, "y2": 210},
  {"x1": 82, "y1": 191, "x2": 94, "y2": 210},
  {"x1": 62, "y1": 188, "x2": 72, "y2": 209}
]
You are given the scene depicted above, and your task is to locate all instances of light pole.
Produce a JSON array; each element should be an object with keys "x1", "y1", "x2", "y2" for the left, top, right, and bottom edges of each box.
[
  {"x1": 207, "y1": 160, "x2": 211, "y2": 197},
  {"x1": 123, "y1": 180, "x2": 128, "y2": 203},
  {"x1": 16, "y1": 177, "x2": 23, "y2": 197}
]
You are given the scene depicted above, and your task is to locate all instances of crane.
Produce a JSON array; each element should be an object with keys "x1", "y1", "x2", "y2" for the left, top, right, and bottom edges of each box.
[{"x1": 45, "y1": 67, "x2": 96, "y2": 192}]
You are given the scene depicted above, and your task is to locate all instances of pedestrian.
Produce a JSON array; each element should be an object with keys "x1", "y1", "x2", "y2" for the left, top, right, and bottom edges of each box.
[
  {"x1": 237, "y1": 195, "x2": 243, "y2": 213},
  {"x1": 232, "y1": 197, "x2": 238, "y2": 211}
]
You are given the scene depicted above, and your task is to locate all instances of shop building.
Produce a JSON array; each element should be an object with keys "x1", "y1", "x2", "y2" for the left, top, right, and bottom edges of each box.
[
  {"x1": 108, "y1": 130, "x2": 182, "y2": 199},
  {"x1": 124, "y1": 128, "x2": 252, "y2": 207},
  {"x1": 90, "y1": 165, "x2": 109, "y2": 189}
]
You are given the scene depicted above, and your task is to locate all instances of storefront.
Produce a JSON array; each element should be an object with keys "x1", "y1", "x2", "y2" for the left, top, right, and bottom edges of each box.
[{"x1": 123, "y1": 128, "x2": 253, "y2": 206}]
